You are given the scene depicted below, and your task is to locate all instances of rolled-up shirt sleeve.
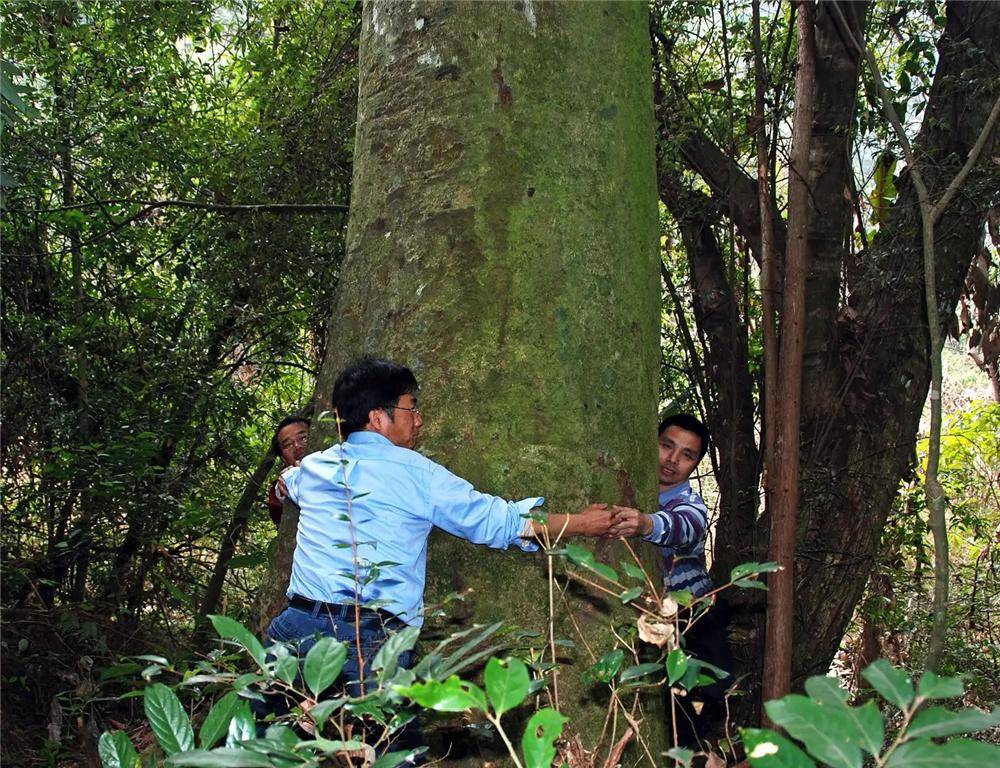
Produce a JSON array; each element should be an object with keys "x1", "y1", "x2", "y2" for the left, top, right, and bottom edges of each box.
[{"x1": 427, "y1": 463, "x2": 542, "y2": 552}]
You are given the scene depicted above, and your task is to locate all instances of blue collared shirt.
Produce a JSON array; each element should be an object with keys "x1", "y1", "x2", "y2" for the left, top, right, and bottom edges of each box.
[
  {"x1": 642, "y1": 480, "x2": 712, "y2": 597},
  {"x1": 282, "y1": 431, "x2": 542, "y2": 626}
]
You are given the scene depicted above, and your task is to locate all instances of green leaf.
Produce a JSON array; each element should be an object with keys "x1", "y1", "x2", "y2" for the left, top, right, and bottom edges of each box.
[
  {"x1": 199, "y1": 693, "x2": 241, "y2": 749},
  {"x1": 916, "y1": 670, "x2": 964, "y2": 700},
  {"x1": 588, "y1": 561, "x2": 619, "y2": 582},
  {"x1": 584, "y1": 649, "x2": 625, "y2": 684},
  {"x1": 620, "y1": 561, "x2": 646, "y2": 580},
  {"x1": 295, "y1": 737, "x2": 365, "y2": 752},
  {"x1": 373, "y1": 749, "x2": 426, "y2": 768},
  {"x1": 209, "y1": 615, "x2": 267, "y2": 668},
  {"x1": 764, "y1": 695, "x2": 861, "y2": 768},
  {"x1": 372, "y1": 625, "x2": 420, "y2": 680},
  {"x1": 886, "y1": 738, "x2": 1000, "y2": 768},
  {"x1": 521, "y1": 708, "x2": 568, "y2": 768},
  {"x1": 101, "y1": 663, "x2": 143, "y2": 682},
  {"x1": 734, "y1": 578, "x2": 768, "y2": 590},
  {"x1": 618, "y1": 586, "x2": 643, "y2": 604},
  {"x1": 166, "y1": 748, "x2": 275, "y2": 767},
  {"x1": 563, "y1": 543, "x2": 595, "y2": 567},
  {"x1": 225, "y1": 702, "x2": 255, "y2": 747},
  {"x1": 839, "y1": 700, "x2": 884, "y2": 756},
  {"x1": 861, "y1": 659, "x2": 914, "y2": 711},
  {"x1": 98, "y1": 731, "x2": 139, "y2": 768},
  {"x1": 303, "y1": 637, "x2": 347, "y2": 698},
  {"x1": 395, "y1": 676, "x2": 487, "y2": 713},
  {"x1": 144, "y1": 683, "x2": 195, "y2": 756},
  {"x1": 484, "y1": 657, "x2": 530, "y2": 717},
  {"x1": 741, "y1": 728, "x2": 817, "y2": 767},
  {"x1": 730, "y1": 561, "x2": 781, "y2": 581},
  {"x1": 907, "y1": 705, "x2": 1000, "y2": 739},
  {"x1": 307, "y1": 697, "x2": 348, "y2": 730},
  {"x1": 619, "y1": 662, "x2": 663, "y2": 683},
  {"x1": 273, "y1": 654, "x2": 298, "y2": 686},
  {"x1": 803, "y1": 676, "x2": 848, "y2": 708},
  {"x1": 869, "y1": 152, "x2": 896, "y2": 224},
  {"x1": 665, "y1": 746, "x2": 694, "y2": 767},
  {"x1": 666, "y1": 649, "x2": 688, "y2": 685}
]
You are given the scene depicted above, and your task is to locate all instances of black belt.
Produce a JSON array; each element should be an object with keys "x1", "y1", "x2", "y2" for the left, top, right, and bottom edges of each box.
[{"x1": 288, "y1": 595, "x2": 398, "y2": 623}]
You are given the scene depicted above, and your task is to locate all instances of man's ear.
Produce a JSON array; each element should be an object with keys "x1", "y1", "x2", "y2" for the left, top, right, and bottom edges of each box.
[{"x1": 367, "y1": 408, "x2": 386, "y2": 433}]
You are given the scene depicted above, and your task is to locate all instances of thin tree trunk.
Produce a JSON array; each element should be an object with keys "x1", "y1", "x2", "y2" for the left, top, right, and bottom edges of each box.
[
  {"x1": 198, "y1": 447, "x2": 277, "y2": 623},
  {"x1": 763, "y1": 0, "x2": 815, "y2": 710},
  {"x1": 753, "y1": 0, "x2": 778, "y2": 529}
]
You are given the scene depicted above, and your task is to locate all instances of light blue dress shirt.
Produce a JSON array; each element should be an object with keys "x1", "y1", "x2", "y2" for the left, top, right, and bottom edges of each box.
[{"x1": 282, "y1": 430, "x2": 542, "y2": 626}]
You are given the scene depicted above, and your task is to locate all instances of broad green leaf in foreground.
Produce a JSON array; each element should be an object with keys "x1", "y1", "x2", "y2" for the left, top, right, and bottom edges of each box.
[
  {"x1": 764, "y1": 695, "x2": 861, "y2": 768},
  {"x1": 144, "y1": 683, "x2": 195, "y2": 756},
  {"x1": 98, "y1": 731, "x2": 139, "y2": 768},
  {"x1": 741, "y1": 728, "x2": 816, "y2": 768},
  {"x1": 915, "y1": 670, "x2": 964, "y2": 700},
  {"x1": 396, "y1": 676, "x2": 487, "y2": 713},
  {"x1": 303, "y1": 636, "x2": 347, "y2": 697},
  {"x1": 208, "y1": 615, "x2": 267, "y2": 668},
  {"x1": 861, "y1": 659, "x2": 913, "y2": 711},
  {"x1": 484, "y1": 656, "x2": 530, "y2": 717},
  {"x1": 521, "y1": 708, "x2": 568, "y2": 768},
  {"x1": 165, "y1": 748, "x2": 275, "y2": 767},
  {"x1": 666, "y1": 649, "x2": 688, "y2": 685},
  {"x1": 372, "y1": 625, "x2": 420, "y2": 680},
  {"x1": 907, "y1": 705, "x2": 1000, "y2": 740},
  {"x1": 885, "y1": 737, "x2": 1000, "y2": 768},
  {"x1": 199, "y1": 692, "x2": 241, "y2": 749}
]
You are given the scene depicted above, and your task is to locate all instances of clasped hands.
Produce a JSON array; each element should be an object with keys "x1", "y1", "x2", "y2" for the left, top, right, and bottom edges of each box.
[{"x1": 577, "y1": 503, "x2": 652, "y2": 538}]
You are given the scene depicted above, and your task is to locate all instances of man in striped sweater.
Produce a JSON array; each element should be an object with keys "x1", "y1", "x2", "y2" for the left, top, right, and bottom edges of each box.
[{"x1": 609, "y1": 413, "x2": 731, "y2": 745}]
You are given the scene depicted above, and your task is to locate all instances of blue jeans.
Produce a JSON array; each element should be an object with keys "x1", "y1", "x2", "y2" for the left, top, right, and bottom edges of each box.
[
  {"x1": 267, "y1": 604, "x2": 414, "y2": 697},
  {"x1": 254, "y1": 604, "x2": 423, "y2": 761}
]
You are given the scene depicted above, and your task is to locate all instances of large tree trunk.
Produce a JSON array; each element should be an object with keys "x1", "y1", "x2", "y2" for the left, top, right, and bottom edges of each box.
[
  {"x1": 261, "y1": 0, "x2": 666, "y2": 762},
  {"x1": 659, "y1": 0, "x2": 998, "y2": 726}
]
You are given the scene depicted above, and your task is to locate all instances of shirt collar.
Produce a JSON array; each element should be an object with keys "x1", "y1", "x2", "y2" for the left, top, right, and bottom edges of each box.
[
  {"x1": 346, "y1": 430, "x2": 393, "y2": 446},
  {"x1": 658, "y1": 480, "x2": 691, "y2": 505}
]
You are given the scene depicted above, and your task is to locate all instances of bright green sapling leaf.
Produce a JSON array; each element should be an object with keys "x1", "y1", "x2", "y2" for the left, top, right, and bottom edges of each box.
[
  {"x1": 372, "y1": 625, "x2": 420, "y2": 680},
  {"x1": 915, "y1": 670, "x2": 964, "y2": 700},
  {"x1": 165, "y1": 747, "x2": 275, "y2": 767},
  {"x1": 666, "y1": 649, "x2": 688, "y2": 685},
  {"x1": 199, "y1": 692, "x2": 241, "y2": 749},
  {"x1": 521, "y1": 708, "x2": 568, "y2": 768},
  {"x1": 303, "y1": 636, "x2": 347, "y2": 697},
  {"x1": 861, "y1": 659, "x2": 914, "y2": 711},
  {"x1": 484, "y1": 657, "x2": 530, "y2": 717},
  {"x1": 98, "y1": 730, "x2": 139, "y2": 768},
  {"x1": 208, "y1": 615, "x2": 267, "y2": 668},
  {"x1": 618, "y1": 662, "x2": 663, "y2": 683},
  {"x1": 907, "y1": 705, "x2": 1000, "y2": 739},
  {"x1": 144, "y1": 683, "x2": 195, "y2": 756},
  {"x1": 885, "y1": 737, "x2": 1000, "y2": 767},
  {"x1": 584, "y1": 648, "x2": 624, "y2": 684},
  {"x1": 396, "y1": 676, "x2": 487, "y2": 713},
  {"x1": 742, "y1": 728, "x2": 816, "y2": 768},
  {"x1": 764, "y1": 695, "x2": 861, "y2": 768},
  {"x1": 225, "y1": 701, "x2": 255, "y2": 747},
  {"x1": 803, "y1": 676, "x2": 848, "y2": 707}
]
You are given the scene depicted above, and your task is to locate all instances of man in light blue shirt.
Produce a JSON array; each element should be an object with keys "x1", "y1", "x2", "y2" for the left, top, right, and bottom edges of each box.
[{"x1": 265, "y1": 358, "x2": 612, "y2": 726}]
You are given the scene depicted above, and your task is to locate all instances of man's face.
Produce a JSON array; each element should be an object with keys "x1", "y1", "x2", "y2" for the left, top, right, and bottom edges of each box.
[
  {"x1": 658, "y1": 425, "x2": 702, "y2": 490},
  {"x1": 276, "y1": 422, "x2": 309, "y2": 466},
  {"x1": 377, "y1": 392, "x2": 423, "y2": 449}
]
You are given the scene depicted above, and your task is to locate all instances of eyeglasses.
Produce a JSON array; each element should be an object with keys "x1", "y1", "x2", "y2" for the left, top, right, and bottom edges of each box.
[
  {"x1": 279, "y1": 434, "x2": 309, "y2": 450},
  {"x1": 389, "y1": 404, "x2": 421, "y2": 415}
]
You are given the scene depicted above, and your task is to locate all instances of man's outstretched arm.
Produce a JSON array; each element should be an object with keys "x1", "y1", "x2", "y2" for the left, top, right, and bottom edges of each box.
[{"x1": 529, "y1": 503, "x2": 613, "y2": 539}]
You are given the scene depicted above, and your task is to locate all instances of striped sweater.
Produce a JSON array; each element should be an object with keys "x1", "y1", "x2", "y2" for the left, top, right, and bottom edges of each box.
[{"x1": 643, "y1": 480, "x2": 712, "y2": 598}]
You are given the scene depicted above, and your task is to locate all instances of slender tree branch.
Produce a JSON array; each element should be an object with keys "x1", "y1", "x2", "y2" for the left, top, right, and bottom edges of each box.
[{"x1": 14, "y1": 198, "x2": 350, "y2": 215}]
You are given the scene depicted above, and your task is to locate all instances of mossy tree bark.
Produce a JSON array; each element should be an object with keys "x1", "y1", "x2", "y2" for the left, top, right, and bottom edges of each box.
[{"x1": 261, "y1": 0, "x2": 666, "y2": 762}]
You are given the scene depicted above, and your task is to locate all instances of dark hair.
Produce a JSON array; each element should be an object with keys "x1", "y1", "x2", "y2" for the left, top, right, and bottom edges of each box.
[
  {"x1": 658, "y1": 413, "x2": 710, "y2": 462},
  {"x1": 332, "y1": 357, "x2": 419, "y2": 437},
  {"x1": 271, "y1": 415, "x2": 311, "y2": 455}
]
